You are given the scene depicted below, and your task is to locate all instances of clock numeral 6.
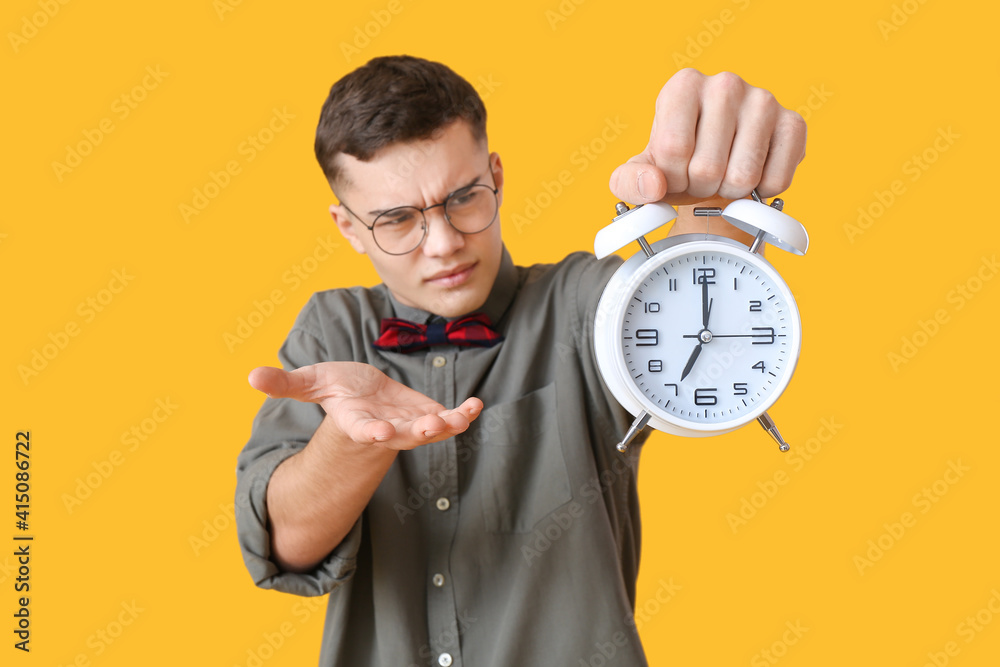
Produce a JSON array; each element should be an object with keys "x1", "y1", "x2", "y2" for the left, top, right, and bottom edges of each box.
[
  {"x1": 635, "y1": 329, "x2": 659, "y2": 346},
  {"x1": 694, "y1": 387, "x2": 718, "y2": 406},
  {"x1": 648, "y1": 360, "x2": 663, "y2": 372}
]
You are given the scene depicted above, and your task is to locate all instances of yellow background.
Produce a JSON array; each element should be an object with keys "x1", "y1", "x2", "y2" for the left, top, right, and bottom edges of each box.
[{"x1": 4, "y1": 0, "x2": 998, "y2": 665}]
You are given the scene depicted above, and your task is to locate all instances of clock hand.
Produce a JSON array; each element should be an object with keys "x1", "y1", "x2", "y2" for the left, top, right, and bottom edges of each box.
[
  {"x1": 701, "y1": 277, "x2": 710, "y2": 327},
  {"x1": 681, "y1": 332, "x2": 780, "y2": 340},
  {"x1": 679, "y1": 342, "x2": 702, "y2": 381}
]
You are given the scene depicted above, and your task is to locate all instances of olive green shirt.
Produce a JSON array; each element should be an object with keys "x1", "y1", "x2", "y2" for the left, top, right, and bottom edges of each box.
[{"x1": 235, "y1": 248, "x2": 650, "y2": 666}]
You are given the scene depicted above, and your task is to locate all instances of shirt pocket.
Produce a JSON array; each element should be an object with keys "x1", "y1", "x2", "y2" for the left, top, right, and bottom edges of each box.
[{"x1": 471, "y1": 382, "x2": 572, "y2": 534}]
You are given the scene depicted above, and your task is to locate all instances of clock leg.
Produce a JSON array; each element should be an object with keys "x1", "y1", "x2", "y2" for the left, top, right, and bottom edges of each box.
[
  {"x1": 757, "y1": 411, "x2": 790, "y2": 452},
  {"x1": 616, "y1": 411, "x2": 651, "y2": 453}
]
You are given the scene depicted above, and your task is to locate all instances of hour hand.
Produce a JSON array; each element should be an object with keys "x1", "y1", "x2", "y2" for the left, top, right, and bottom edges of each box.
[{"x1": 680, "y1": 343, "x2": 702, "y2": 381}]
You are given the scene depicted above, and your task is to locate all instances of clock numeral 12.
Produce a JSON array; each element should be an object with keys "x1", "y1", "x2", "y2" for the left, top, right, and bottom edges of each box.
[{"x1": 693, "y1": 268, "x2": 716, "y2": 285}]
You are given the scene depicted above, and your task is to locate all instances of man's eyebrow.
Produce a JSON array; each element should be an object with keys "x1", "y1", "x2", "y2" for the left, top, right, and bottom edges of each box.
[{"x1": 367, "y1": 174, "x2": 483, "y2": 217}]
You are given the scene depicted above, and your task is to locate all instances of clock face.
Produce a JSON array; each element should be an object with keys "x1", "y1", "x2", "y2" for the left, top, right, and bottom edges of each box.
[{"x1": 608, "y1": 241, "x2": 801, "y2": 433}]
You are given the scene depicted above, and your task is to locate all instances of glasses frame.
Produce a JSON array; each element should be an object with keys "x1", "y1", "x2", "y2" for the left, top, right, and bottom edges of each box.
[{"x1": 339, "y1": 163, "x2": 500, "y2": 256}]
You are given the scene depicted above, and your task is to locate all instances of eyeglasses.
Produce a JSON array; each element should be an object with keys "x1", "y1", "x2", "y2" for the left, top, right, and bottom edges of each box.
[{"x1": 340, "y1": 167, "x2": 499, "y2": 255}]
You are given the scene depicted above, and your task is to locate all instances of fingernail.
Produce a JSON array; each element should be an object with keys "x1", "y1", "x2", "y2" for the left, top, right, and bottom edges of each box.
[
  {"x1": 422, "y1": 429, "x2": 443, "y2": 438},
  {"x1": 637, "y1": 171, "x2": 650, "y2": 200}
]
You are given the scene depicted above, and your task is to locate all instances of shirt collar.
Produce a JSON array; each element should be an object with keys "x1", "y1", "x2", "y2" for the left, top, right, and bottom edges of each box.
[{"x1": 386, "y1": 245, "x2": 518, "y2": 326}]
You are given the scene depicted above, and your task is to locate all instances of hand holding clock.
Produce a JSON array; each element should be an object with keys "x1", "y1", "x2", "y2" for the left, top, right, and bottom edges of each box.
[{"x1": 608, "y1": 69, "x2": 807, "y2": 206}]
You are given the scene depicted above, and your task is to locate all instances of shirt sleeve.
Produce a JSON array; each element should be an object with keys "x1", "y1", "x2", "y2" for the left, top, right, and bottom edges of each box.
[{"x1": 234, "y1": 300, "x2": 364, "y2": 597}]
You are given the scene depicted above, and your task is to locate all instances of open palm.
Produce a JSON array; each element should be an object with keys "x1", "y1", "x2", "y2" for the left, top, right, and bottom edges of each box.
[{"x1": 249, "y1": 362, "x2": 482, "y2": 450}]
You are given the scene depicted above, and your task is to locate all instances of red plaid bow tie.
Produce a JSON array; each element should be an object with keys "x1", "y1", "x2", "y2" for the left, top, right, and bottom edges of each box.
[{"x1": 372, "y1": 313, "x2": 504, "y2": 352}]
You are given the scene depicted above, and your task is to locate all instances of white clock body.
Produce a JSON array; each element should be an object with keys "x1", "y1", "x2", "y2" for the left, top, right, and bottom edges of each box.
[{"x1": 594, "y1": 233, "x2": 802, "y2": 438}]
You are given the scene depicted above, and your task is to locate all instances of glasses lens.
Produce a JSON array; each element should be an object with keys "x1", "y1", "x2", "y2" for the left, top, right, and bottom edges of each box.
[
  {"x1": 372, "y1": 207, "x2": 425, "y2": 255},
  {"x1": 445, "y1": 184, "x2": 498, "y2": 234}
]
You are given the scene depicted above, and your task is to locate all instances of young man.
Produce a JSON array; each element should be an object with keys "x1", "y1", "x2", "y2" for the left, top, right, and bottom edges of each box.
[{"x1": 235, "y1": 56, "x2": 806, "y2": 666}]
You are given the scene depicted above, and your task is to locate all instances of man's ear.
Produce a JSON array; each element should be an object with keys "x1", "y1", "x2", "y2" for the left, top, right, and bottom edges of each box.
[
  {"x1": 491, "y1": 151, "x2": 504, "y2": 208},
  {"x1": 330, "y1": 204, "x2": 368, "y2": 255}
]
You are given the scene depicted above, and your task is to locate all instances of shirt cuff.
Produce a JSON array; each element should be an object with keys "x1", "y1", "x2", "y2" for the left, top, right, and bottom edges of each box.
[{"x1": 235, "y1": 446, "x2": 362, "y2": 597}]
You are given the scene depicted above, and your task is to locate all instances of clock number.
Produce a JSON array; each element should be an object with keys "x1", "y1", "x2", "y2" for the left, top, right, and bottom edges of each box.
[
  {"x1": 733, "y1": 277, "x2": 738, "y2": 290},
  {"x1": 752, "y1": 327, "x2": 776, "y2": 345},
  {"x1": 664, "y1": 383, "x2": 678, "y2": 396},
  {"x1": 749, "y1": 300, "x2": 762, "y2": 312},
  {"x1": 667, "y1": 278, "x2": 678, "y2": 292},
  {"x1": 694, "y1": 387, "x2": 718, "y2": 406},
  {"x1": 733, "y1": 382, "x2": 748, "y2": 396},
  {"x1": 644, "y1": 301, "x2": 661, "y2": 313},
  {"x1": 635, "y1": 329, "x2": 659, "y2": 346},
  {"x1": 752, "y1": 361, "x2": 766, "y2": 373},
  {"x1": 693, "y1": 268, "x2": 716, "y2": 285},
  {"x1": 648, "y1": 360, "x2": 663, "y2": 373}
]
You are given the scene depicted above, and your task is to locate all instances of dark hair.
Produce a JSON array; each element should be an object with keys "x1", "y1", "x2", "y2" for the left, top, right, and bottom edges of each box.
[{"x1": 314, "y1": 55, "x2": 487, "y2": 188}]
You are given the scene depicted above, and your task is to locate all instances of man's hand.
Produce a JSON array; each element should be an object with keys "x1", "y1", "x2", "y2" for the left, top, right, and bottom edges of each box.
[
  {"x1": 249, "y1": 362, "x2": 482, "y2": 450},
  {"x1": 609, "y1": 69, "x2": 807, "y2": 206}
]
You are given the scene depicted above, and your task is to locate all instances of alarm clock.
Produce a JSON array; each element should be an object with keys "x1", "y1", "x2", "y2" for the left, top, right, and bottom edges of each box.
[{"x1": 593, "y1": 192, "x2": 808, "y2": 453}]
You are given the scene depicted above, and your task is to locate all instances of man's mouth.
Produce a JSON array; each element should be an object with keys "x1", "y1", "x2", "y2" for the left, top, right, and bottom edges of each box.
[{"x1": 425, "y1": 262, "x2": 477, "y2": 288}]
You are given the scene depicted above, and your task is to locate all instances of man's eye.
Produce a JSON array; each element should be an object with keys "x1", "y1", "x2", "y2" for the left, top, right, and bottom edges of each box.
[
  {"x1": 378, "y1": 210, "x2": 417, "y2": 226},
  {"x1": 449, "y1": 190, "x2": 480, "y2": 208}
]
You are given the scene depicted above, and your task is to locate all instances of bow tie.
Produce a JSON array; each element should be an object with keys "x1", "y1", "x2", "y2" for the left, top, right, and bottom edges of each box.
[{"x1": 372, "y1": 313, "x2": 504, "y2": 352}]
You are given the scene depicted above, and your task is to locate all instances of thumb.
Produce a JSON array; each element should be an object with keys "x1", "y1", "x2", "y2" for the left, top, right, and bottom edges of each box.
[
  {"x1": 609, "y1": 153, "x2": 667, "y2": 205},
  {"x1": 248, "y1": 366, "x2": 304, "y2": 399}
]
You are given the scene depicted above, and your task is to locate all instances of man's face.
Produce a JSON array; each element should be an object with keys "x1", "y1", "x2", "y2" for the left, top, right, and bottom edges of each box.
[{"x1": 330, "y1": 120, "x2": 505, "y2": 318}]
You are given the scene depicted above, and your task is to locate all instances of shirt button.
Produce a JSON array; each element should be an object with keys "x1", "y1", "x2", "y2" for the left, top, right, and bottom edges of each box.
[
  {"x1": 438, "y1": 653, "x2": 453, "y2": 667},
  {"x1": 432, "y1": 355, "x2": 447, "y2": 368},
  {"x1": 435, "y1": 497, "x2": 450, "y2": 511},
  {"x1": 432, "y1": 573, "x2": 445, "y2": 587}
]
